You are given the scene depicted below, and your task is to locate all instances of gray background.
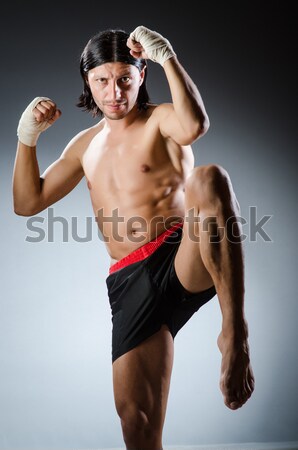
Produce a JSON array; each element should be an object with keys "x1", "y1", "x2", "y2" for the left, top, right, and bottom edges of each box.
[{"x1": 0, "y1": 0, "x2": 297, "y2": 448}]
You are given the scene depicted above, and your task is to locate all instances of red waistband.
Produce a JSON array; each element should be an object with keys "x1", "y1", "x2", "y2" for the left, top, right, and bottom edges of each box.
[{"x1": 109, "y1": 221, "x2": 184, "y2": 274}]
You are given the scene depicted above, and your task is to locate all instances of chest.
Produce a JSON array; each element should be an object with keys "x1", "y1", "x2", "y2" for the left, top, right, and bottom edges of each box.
[{"x1": 82, "y1": 124, "x2": 182, "y2": 194}]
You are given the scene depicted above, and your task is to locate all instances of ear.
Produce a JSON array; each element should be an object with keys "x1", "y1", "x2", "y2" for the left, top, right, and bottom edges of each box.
[{"x1": 139, "y1": 66, "x2": 146, "y2": 86}]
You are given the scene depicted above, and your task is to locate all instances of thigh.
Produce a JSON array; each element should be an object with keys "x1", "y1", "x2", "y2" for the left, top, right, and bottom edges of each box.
[
  {"x1": 174, "y1": 212, "x2": 214, "y2": 294},
  {"x1": 112, "y1": 325, "x2": 174, "y2": 428}
]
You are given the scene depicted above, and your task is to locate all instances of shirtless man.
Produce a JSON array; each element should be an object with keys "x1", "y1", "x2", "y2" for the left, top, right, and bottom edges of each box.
[{"x1": 13, "y1": 26, "x2": 254, "y2": 450}]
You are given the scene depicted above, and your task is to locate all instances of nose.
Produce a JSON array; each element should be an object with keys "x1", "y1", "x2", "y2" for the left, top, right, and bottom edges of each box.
[{"x1": 108, "y1": 81, "x2": 121, "y2": 100}]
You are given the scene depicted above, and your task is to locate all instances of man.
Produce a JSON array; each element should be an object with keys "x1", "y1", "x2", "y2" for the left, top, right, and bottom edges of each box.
[{"x1": 13, "y1": 26, "x2": 254, "y2": 450}]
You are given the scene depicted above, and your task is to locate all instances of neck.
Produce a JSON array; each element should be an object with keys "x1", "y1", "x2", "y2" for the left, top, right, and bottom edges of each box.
[{"x1": 104, "y1": 104, "x2": 141, "y2": 131}]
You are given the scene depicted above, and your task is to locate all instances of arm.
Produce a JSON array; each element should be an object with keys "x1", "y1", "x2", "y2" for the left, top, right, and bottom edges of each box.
[
  {"x1": 13, "y1": 98, "x2": 84, "y2": 216},
  {"x1": 158, "y1": 57, "x2": 209, "y2": 144},
  {"x1": 127, "y1": 26, "x2": 209, "y2": 145}
]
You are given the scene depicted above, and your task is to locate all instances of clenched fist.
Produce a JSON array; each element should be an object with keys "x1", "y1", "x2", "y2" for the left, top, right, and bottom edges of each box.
[
  {"x1": 127, "y1": 25, "x2": 176, "y2": 66},
  {"x1": 17, "y1": 97, "x2": 61, "y2": 147}
]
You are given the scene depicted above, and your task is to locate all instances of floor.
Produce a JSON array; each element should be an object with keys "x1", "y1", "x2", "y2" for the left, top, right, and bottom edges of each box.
[{"x1": 99, "y1": 442, "x2": 298, "y2": 450}]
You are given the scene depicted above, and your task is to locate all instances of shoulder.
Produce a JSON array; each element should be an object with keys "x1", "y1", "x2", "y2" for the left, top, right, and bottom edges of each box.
[
  {"x1": 145, "y1": 103, "x2": 195, "y2": 168},
  {"x1": 146, "y1": 102, "x2": 174, "y2": 121},
  {"x1": 60, "y1": 120, "x2": 104, "y2": 160},
  {"x1": 143, "y1": 103, "x2": 174, "y2": 132}
]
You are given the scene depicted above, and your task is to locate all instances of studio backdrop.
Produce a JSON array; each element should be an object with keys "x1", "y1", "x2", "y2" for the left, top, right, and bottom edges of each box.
[{"x1": 0, "y1": 1, "x2": 297, "y2": 448}]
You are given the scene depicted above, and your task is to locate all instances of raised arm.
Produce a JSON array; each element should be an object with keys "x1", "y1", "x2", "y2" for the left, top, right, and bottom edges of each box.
[
  {"x1": 127, "y1": 25, "x2": 209, "y2": 145},
  {"x1": 13, "y1": 97, "x2": 85, "y2": 216},
  {"x1": 159, "y1": 57, "x2": 209, "y2": 144}
]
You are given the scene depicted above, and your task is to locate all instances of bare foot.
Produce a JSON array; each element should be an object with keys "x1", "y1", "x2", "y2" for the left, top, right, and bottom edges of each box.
[{"x1": 217, "y1": 331, "x2": 255, "y2": 410}]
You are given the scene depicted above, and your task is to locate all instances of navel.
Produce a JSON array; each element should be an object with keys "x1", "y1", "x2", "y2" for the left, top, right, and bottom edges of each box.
[{"x1": 140, "y1": 164, "x2": 151, "y2": 173}]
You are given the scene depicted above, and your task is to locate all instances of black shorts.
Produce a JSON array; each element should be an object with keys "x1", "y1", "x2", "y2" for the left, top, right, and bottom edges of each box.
[{"x1": 106, "y1": 223, "x2": 217, "y2": 363}]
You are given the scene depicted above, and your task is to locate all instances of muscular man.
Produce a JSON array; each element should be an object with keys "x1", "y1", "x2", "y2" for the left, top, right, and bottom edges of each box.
[{"x1": 13, "y1": 26, "x2": 254, "y2": 449}]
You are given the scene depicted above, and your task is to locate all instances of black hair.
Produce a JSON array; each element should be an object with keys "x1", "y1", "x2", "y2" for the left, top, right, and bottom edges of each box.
[{"x1": 77, "y1": 29, "x2": 149, "y2": 117}]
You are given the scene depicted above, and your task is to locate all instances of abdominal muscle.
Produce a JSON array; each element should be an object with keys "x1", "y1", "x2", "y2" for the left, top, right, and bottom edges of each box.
[{"x1": 92, "y1": 187, "x2": 185, "y2": 263}]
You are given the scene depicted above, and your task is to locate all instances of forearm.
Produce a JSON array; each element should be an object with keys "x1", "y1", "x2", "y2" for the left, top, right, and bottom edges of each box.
[
  {"x1": 13, "y1": 97, "x2": 62, "y2": 215},
  {"x1": 128, "y1": 26, "x2": 209, "y2": 136},
  {"x1": 163, "y1": 57, "x2": 209, "y2": 137},
  {"x1": 13, "y1": 142, "x2": 42, "y2": 215}
]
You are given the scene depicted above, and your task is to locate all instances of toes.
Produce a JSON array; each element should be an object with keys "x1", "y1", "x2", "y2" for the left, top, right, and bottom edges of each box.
[
  {"x1": 220, "y1": 364, "x2": 255, "y2": 410},
  {"x1": 229, "y1": 401, "x2": 241, "y2": 410},
  {"x1": 226, "y1": 395, "x2": 247, "y2": 410},
  {"x1": 224, "y1": 386, "x2": 249, "y2": 410},
  {"x1": 229, "y1": 391, "x2": 250, "y2": 409}
]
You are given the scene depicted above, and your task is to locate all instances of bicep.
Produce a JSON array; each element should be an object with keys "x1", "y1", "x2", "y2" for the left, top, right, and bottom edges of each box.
[
  {"x1": 154, "y1": 104, "x2": 189, "y2": 145},
  {"x1": 38, "y1": 154, "x2": 84, "y2": 211},
  {"x1": 157, "y1": 104, "x2": 205, "y2": 146}
]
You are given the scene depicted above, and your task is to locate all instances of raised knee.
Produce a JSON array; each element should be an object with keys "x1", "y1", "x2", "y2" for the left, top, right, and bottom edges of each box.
[
  {"x1": 185, "y1": 164, "x2": 236, "y2": 209},
  {"x1": 186, "y1": 164, "x2": 229, "y2": 191}
]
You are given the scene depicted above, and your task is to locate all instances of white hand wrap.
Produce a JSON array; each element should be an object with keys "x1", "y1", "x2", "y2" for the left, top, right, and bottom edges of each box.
[
  {"x1": 130, "y1": 25, "x2": 176, "y2": 66},
  {"x1": 17, "y1": 96, "x2": 52, "y2": 147}
]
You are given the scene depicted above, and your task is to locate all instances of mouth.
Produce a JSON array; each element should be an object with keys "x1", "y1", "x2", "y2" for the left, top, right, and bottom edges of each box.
[
  {"x1": 105, "y1": 102, "x2": 126, "y2": 107},
  {"x1": 105, "y1": 104, "x2": 126, "y2": 112}
]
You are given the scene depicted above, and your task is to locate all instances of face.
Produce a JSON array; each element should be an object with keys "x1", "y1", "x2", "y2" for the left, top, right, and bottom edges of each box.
[{"x1": 87, "y1": 62, "x2": 145, "y2": 120}]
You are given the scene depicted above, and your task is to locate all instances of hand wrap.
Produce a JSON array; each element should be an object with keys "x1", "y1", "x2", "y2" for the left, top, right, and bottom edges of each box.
[
  {"x1": 17, "y1": 96, "x2": 52, "y2": 146},
  {"x1": 130, "y1": 25, "x2": 176, "y2": 66}
]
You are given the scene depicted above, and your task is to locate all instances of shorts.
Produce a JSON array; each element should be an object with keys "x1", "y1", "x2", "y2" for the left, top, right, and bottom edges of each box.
[{"x1": 106, "y1": 221, "x2": 217, "y2": 363}]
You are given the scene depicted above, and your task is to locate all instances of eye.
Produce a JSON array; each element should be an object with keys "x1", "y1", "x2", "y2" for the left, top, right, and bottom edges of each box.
[
  {"x1": 96, "y1": 77, "x2": 107, "y2": 84},
  {"x1": 120, "y1": 76, "x2": 130, "y2": 83}
]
